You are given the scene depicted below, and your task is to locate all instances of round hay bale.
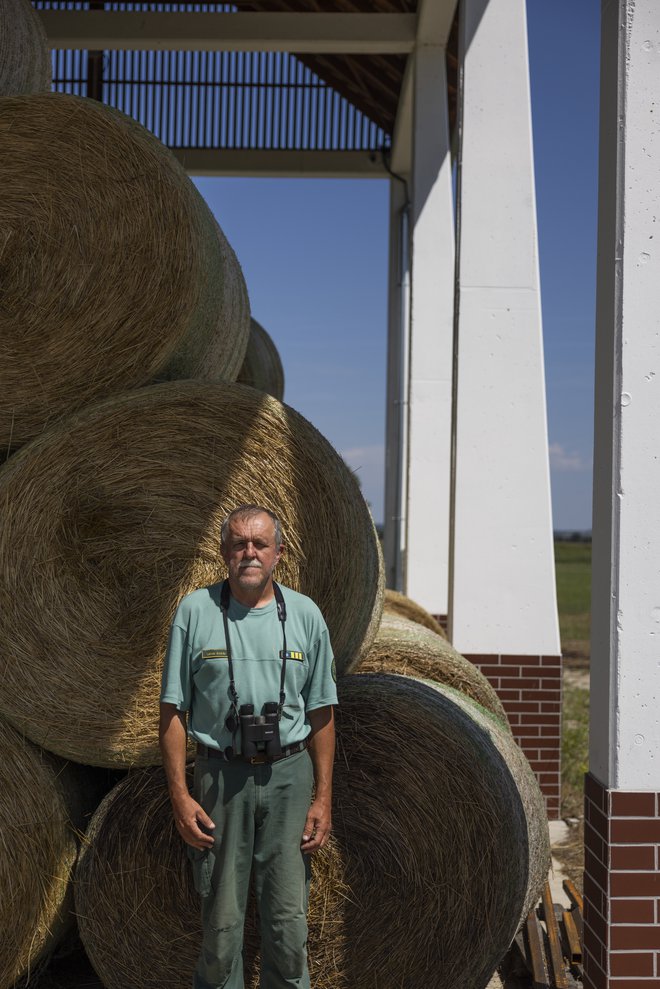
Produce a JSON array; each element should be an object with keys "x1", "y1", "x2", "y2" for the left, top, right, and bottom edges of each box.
[
  {"x1": 0, "y1": 719, "x2": 80, "y2": 989},
  {"x1": 236, "y1": 317, "x2": 285, "y2": 400},
  {"x1": 0, "y1": 0, "x2": 51, "y2": 96},
  {"x1": 74, "y1": 674, "x2": 549, "y2": 989},
  {"x1": 384, "y1": 587, "x2": 447, "y2": 636},
  {"x1": 0, "y1": 381, "x2": 383, "y2": 767},
  {"x1": 358, "y1": 613, "x2": 510, "y2": 727},
  {"x1": 0, "y1": 92, "x2": 250, "y2": 453}
]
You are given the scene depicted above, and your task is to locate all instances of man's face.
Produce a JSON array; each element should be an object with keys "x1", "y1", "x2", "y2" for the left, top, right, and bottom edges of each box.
[{"x1": 220, "y1": 512, "x2": 283, "y2": 595}]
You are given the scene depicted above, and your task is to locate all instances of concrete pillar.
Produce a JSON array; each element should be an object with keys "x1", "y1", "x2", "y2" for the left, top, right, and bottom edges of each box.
[
  {"x1": 451, "y1": 0, "x2": 561, "y2": 816},
  {"x1": 584, "y1": 2, "x2": 660, "y2": 985},
  {"x1": 384, "y1": 178, "x2": 410, "y2": 592},
  {"x1": 404, "y1": 44, "x2": 455, "y2": 621}
]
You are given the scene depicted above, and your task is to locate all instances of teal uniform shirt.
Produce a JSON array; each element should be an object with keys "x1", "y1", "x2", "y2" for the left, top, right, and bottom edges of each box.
[{"x1": 160, "y1": 582, "x2": 338, "y2": 753}]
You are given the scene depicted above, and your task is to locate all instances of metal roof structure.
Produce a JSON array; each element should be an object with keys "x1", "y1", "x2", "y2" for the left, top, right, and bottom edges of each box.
[{"x1": 34, "y1": 1, "x2": 458, "y2": 175}]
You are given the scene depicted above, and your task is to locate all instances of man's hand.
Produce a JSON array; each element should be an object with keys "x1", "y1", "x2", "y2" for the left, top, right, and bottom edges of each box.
[
  {"x1": 171, "y1": 792, "x2": 216, "y2": 850},
  {"x1": 303, "y1": 705, "x2": 335, "y2": 854},
  {"x1": 301, "y1": 796, "x2": 332, "y2": 854},
  {"x1": 159, "y1": 703, "x2": 217, "y2": 850}
]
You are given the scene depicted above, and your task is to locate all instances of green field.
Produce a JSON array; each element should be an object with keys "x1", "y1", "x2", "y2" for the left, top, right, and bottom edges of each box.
[{"x1": 555, "y1": 540, "x2": 591, "y2": 659}]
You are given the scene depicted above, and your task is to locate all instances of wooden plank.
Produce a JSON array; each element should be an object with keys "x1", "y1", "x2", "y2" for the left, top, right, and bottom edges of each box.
[
  {"x1": 562, "y1": 879, "x2": 584, "y2": 915},
  {"x1": 525, "y1": 907, "x2": 550, "y2": 989},
  {"x1": 562, "y1": 880, "x2": 584, "y2": 946},
  {"x1": 541, "y1": 882, "x2": 569, "y2": 989},
  {"x1": 562, "y1": 908, "x2": 582, "y2": 963},
  {"x1": 570, "y1": 906, "x2": 583, "y2": 950}
]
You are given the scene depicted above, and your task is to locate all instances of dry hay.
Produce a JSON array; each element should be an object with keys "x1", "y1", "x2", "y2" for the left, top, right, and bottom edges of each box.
[
  {"x1": 384, "y1": 587, "x2": 447, "y2": 637},
  {"x1": 0, "y1": 92, "x2": 249, "y2": 453},
  {"x1": 74, "y1": 673, "x2": 549, "y2": 989},
  {"x1": 0, "y1": 719, "x2": 82, "y2": 989},
  {"x1": 237, "y1": 317, "x2": 285, "y2": 400},
  {"x1": 358, "y1": 612, "x2": 510, "y2": 727},
  {"x1": 0, "y1": 0, "x2": 51, "y2": 96},
  {"x1": 0, "y1": 381, "x2": 383, "y2": 767}
]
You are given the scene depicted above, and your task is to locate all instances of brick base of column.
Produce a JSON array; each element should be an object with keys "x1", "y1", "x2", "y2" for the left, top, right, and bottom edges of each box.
[
  {"x1": 462, "y1": 653, "x2": 562, "y2": 819},
  {"x1": 431, "y1": 614, "x2": 449, "y2": 634},
  {"x1": 584, "y1": 773, "x2": 660, "y2": 988}
]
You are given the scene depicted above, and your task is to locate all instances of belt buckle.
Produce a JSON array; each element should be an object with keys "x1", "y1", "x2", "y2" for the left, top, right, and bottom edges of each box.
[{"x1": 249, "y1": 754, "x2": 267, "y2": 765}]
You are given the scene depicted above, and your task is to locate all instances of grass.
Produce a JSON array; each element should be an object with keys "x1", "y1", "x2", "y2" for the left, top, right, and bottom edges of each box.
[
  {"x1": 557, "y1": 674, "x2": 589, "y2": 887},
  {"x1": 554, "y1": 541, "x2": 591, "y2": 813},
  {"x1": 554, "y1": 540, "x2": 591, "y2": 886},
  {"x1": 555, "y1": 540, "x2": 591, "y2": 656},
  {"x1": 561, "y1": 679, "x2": 590, "y2": 819}
]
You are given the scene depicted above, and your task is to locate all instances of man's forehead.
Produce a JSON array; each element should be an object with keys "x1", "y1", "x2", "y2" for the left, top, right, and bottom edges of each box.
[{"x1": 226, "y1": 512, "x2": 276, "y2": 538}]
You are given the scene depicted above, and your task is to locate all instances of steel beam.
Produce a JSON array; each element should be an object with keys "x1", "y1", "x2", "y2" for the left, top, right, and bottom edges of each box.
[
  {"x1": 404, "y1": 44, "x2": 455, "y2": 616},
  {"x1": 392, "y1": 0, "x2": 459, "y2": 178},
  {"x1": 38, "y1": 11, "x2": 416, "y2": 54},
  {"x1": 390, "y1": 52, "x2": 413, "y2": 177},
  {"x1": 416, "y1": 0, "x2": 459, "y2": 46},
  {"x1": 171, "y1": 148, "x2": 387, "y2": 178}
]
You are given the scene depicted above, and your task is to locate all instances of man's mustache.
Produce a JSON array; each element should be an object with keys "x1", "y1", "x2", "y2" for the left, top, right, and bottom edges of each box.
[{"x1": 238, "y1": 561, "x2": 262, "y2": 569}]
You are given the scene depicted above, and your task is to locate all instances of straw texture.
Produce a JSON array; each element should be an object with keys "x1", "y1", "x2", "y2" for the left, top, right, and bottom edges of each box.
[
  {"x1": 74, "y1": 674, "x2": 549, "y2": 989},
  {"x1": 383, "y1": 587, "x2": 447, "y2": 636},
  {"x1": 237, "y1": 318, "x2": 285, "y2": 400},
  {"x1": 0, "y1": 92, "x2": 249, "y2": 453},
  {"x1": 357, "y1": 612, "x2": 510, "y2": 727},
  {"x1": 0, "y1": 0, "x2": 51, "y2": 96},
  {"x1": 0, "y1": 381, "x2": 383, "y2": 767},
  {"x1": 0, "y1": 720, "x2": 79, "y2": 989}
]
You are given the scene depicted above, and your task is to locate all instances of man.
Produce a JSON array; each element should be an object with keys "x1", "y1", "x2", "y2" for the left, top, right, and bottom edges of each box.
[{"x1": 159, "y1": 504, "x2": 337, "y2": 989}]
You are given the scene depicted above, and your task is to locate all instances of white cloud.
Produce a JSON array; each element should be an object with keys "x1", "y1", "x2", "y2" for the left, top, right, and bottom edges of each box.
[
  {"x1": 340, "y1": 444, "x2": 384, "y2": 468},
  {"x1": 549, "y1": 442, "x2": 590, "y2": 472}
]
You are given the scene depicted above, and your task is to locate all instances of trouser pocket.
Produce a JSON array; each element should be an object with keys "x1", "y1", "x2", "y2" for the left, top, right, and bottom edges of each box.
[{"x1": 187, "y1": 846, "x2": 214, "y2": 897}]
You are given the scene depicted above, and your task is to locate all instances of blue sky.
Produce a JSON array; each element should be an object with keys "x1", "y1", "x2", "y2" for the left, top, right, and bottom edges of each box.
[{"x1": 195, "y1": 0, "x2": 600, "y2": 531}]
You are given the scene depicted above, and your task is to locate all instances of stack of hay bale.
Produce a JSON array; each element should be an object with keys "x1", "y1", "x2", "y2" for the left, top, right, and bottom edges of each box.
[
  {"x1": 237, "y1": 317, "x2": 286, "y2": 400},
  {"x1": 0, "y1": 0, "x2": 51, "y2": 97},
  {"x1": 74, "y1": 674, "x2": 549, "y2": 989},
  {"x1": 0, "y1": 10, "x2": 549, "y2": 988}
]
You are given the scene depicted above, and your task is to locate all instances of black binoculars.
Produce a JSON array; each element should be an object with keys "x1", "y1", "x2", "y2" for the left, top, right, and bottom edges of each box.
[{"x1": 239, "y1": 702, "x2": 282, "y2": 759}]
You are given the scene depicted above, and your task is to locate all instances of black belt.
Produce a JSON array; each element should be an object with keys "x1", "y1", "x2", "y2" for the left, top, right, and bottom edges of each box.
[{"x1": 196, "y1": 735, "x2": 310, "y2": 766}]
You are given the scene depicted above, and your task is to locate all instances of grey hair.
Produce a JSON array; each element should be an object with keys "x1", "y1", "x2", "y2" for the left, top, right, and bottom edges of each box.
[{"x1": 220, "y1": 505, "x2": 283, "y2": 548}]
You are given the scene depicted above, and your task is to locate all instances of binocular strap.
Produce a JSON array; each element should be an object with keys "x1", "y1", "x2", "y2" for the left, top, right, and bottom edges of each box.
[{"x1": 220, "y1": 580, "x2": 288, "y2": 748}]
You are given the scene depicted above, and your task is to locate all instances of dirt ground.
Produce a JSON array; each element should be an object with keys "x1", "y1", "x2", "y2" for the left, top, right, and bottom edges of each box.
[{"x1": 553, "y1": 818, "x2": 584, "y2": 893}]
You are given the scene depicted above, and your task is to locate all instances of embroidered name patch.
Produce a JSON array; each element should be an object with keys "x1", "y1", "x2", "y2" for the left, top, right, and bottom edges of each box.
[
  {"x1": 201, "y1": 649, "x2": 228, "y2": 659},
  {"x1": 280, "y1": 650, "x2": 305, "y2": 662}
]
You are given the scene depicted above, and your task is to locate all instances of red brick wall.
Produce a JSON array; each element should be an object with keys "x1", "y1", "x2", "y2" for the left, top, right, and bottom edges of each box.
[
  {"x1": 462, "y1": 653, "x2": 562, "y2": 820},
  {"x1": 584, "y1": 774, "x2": 660, "y2": 988}
]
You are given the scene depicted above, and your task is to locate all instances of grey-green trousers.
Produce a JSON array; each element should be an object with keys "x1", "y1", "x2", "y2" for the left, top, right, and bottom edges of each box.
[{"x1": 189, "y1": 748, "x2": 314, "y2": 989}]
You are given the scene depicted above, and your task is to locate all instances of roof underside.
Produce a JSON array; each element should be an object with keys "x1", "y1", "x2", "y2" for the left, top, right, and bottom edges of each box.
[
  {"x1": 35, "y1": 1, "x2": 459, "y2": 156},
  {"x1": 233, "y1": 0, "x2": 458, "y2": 136}
]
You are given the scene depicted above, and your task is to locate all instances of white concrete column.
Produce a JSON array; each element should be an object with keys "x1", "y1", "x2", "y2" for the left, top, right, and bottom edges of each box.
[
  {"x1": 384, "y1": 178, "x2": 411, "y2": 591},
  {"x1": 590, "y1": 0, "x2": 660, "y2": 790},
  {"x1": 404, "y1": 45, "x2": 455, "y2": 617},
  {"x1": 450, "y1": 0, "x2": 560, "y2": 656}
]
